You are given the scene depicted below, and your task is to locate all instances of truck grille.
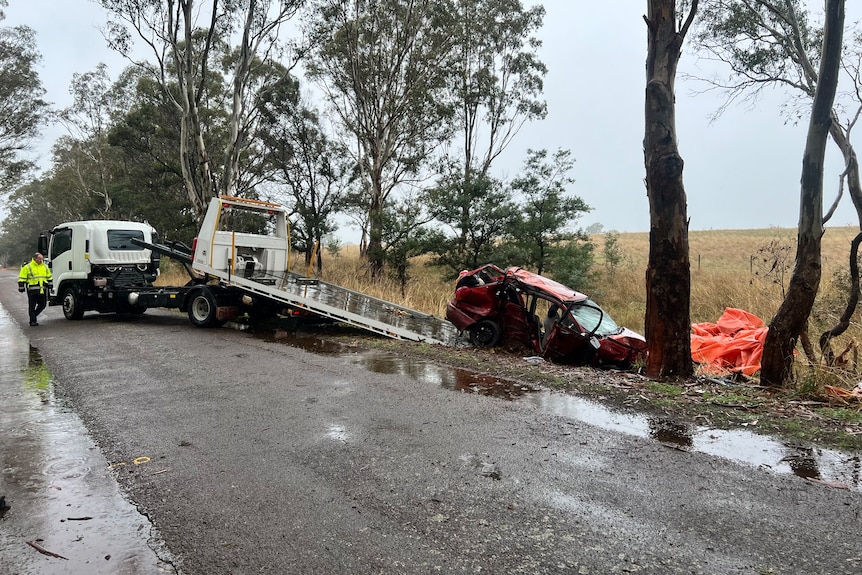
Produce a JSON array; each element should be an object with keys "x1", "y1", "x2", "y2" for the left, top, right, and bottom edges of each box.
[{"x1": 113, "y1": 266, "x2": 151, "y2": 288}]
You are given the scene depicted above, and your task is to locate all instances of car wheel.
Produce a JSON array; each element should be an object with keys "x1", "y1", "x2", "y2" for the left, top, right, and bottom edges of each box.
[
  {"x1": 469, "y1": 320, "x2": 502, "y2": 347},
  {"x1": 187, "y1": 287, "x2": 223, "y2": 328},
  {"x1": 62, "y1": 287, "x2": 85, "y2": 320}
]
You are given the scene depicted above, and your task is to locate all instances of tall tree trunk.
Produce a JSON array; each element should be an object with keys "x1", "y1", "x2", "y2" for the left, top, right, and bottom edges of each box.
[
  {"x1": 171, "y1": 0, "x2": 215, "y2": 223},
  {"x1": 222, "y1": 0, "x2": 256, "y2": 198},
  {"x1": 367, "y1": 173, "x2": 385, "y2": 278},
  {"x1": 642, "y1": 0, "x2": 697, "y2": 379},
  {"x1": 761, "y1": 0, "x2": 845, "y2": 387}
]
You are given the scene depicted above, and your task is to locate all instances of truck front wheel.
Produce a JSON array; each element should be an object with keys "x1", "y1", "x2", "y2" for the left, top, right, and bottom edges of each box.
[
  {"x1": 61, "y1": 287, "x2": 85, "y2": 320},
  {"x1": 187, "y1": 287, "x2": 223, "y2": 328}
]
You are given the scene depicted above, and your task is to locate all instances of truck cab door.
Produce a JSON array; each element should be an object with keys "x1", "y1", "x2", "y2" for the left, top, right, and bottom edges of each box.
[{"x1": 47, "y1": 227, "x2": 75, "y2": 296}]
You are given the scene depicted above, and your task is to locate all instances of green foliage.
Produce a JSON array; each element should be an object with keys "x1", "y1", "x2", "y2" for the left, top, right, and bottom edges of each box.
[
  {"x1": 0, "y1": 180, "x2": 62, "y2": 266},
  {"x1": 545, "y1": 238, "x2": 595, "y2": 294},
  {"x1": 380, "y1": 196, "x2": 436, "y2": 295},
  {"x1": 603, "y1": 231, "x2": 624, "y2": 279},
  {"x1": 427, "y1": 170, "x2": 519, "y2": 276},
  {"x1": 692, "y1": 1, "x2": 822, "y2": 120},
  {"x1": 306, "y1": 0, "x2": 457, "y2": 275},
  {"x1": 258, "y1": 76, "x2": 351, "y2": 271},
  {"x1": 446, "y1": 0, "x2": 547, "y2": 177},
  {"x1": 507, "y1": 148, "x2": 591, "y2": 275},
  {"x1": 0, "y1": 22, "x2": 49, "y2": 190}
]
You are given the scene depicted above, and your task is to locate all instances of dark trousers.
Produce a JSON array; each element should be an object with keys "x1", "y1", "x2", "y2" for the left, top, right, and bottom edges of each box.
[{"x1": 27, "y1": 289, "x2": 47, "y2": 324}]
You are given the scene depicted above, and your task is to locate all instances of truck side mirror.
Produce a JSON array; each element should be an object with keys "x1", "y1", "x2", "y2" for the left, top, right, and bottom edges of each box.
[{"x1": 38, "y1": 231, "x2": 49, "y2": 255}]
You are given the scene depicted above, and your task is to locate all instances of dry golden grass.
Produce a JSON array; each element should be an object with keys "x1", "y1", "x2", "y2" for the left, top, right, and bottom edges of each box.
[{"x1": 596, "y1": 225, "x2": 862, "y2": 332}]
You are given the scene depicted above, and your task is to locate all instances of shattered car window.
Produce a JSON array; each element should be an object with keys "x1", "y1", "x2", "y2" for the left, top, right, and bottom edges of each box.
[{"x1": 569, "y1": 300, "x2": 620, "y2": 336}]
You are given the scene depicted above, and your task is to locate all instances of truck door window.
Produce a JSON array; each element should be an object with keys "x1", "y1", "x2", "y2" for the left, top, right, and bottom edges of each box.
[
  {"x1": 51, "y1": 228, "x2": 72, "y2": 258},
  {"x1": 107, "y1": 230, "x2": 145, "y2": 251}
]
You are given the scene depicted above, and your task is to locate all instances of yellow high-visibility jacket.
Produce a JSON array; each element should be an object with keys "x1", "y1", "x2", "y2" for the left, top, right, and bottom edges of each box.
[{"x1": 18, "y1": 259, "x2": 53, "y2": 293}]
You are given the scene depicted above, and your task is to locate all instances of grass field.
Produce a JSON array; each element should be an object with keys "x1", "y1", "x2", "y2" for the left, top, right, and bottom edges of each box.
[{"x1": 602, "y1": 225, "x2": 862, "y2": 332}]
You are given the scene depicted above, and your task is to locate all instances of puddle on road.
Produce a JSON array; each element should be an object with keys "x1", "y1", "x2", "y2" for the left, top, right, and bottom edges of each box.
[
  {"x1": 0, "y1": 305, "x2": 177, "y2": 574},
  {"x1": 263, "y1": 327, "x2": 862, "y2": 491},
  {"x1": 267, "y1": 326, "x2": 536, "y2": 400}
]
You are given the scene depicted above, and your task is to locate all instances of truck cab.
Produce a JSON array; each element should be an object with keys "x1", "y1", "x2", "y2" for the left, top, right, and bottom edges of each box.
[{"x1": 39, "y1": 220, "x2": 160, "y2": 319}]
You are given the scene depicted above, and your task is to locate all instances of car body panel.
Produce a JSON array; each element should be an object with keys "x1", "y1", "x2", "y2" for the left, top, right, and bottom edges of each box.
[{"x1": 446, "y1": 264, "x2": 647, "y2": 367}]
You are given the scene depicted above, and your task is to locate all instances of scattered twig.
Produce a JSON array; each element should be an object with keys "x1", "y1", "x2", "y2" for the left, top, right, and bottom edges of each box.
[
  {"x1": 805, "y1": 477, "x2": 851, "y2": 490},
  {"x1": 26, "y1": 540, "x2": 68, "y2": 560},
  {"x1": 709, "y1": 401, "x2": 760, "y2": 410}
]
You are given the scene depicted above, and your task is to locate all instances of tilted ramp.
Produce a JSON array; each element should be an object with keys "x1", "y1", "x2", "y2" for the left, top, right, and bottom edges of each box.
[
  {"x1": 236, "y1": 271, "x2": 459, "y2": 346},
  {"x1": 142, "y1": 239, "x2": 459, "y2": 346}
]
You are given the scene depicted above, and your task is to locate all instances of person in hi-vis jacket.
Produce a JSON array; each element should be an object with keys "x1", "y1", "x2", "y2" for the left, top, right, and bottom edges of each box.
[{"x1": 18, "y1": 252, "x2": 53, "y2": 326}]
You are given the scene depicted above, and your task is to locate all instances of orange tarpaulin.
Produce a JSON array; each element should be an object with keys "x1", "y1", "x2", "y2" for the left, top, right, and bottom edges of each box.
[{"x1": 690, "y1": 308, "x2": 768, "y2": 376}]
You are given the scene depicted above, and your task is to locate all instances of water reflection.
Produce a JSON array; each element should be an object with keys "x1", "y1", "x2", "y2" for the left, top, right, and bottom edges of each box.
[
  {"x1": 263, "y1": 326, "x2": 862, "y2": 490},
  {"x1": 0, "y1": 304, "x2": 176, "y2": 573},
  {"x1": 23, "y1": 345, "x2": 51, "y2": 403},
  {"x1": 648, "y1": 417, "x2": 693, "y2": 448},
  {"x1": 530, "y1": 392, "x2": 862, "y2": 491}
]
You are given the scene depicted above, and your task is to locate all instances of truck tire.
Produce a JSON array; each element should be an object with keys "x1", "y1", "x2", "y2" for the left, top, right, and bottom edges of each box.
[
  {"x1": 187, "y1": 287, "x2": 223, "y2": 328},
  {"x1": 62, "y1": 286, "x2": 85, "y2": 320},
  {"x1": 469, "y1": 319, "x2": 501, "y2": 347}
]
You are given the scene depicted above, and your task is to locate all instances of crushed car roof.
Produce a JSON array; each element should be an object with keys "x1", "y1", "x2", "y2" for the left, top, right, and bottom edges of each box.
[{"x1": 507, "y1": 267, "x2": 588, "y2": 304}]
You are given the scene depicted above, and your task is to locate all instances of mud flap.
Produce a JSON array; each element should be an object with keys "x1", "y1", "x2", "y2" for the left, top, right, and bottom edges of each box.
[{"x1": 216, "y1": 306, "x2": 240, "y2": 322}]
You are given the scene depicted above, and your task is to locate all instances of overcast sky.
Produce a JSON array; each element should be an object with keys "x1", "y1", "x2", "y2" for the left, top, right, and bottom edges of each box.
[{"x1": 4, "y1": 0, "x2": 861, "y2": 235}]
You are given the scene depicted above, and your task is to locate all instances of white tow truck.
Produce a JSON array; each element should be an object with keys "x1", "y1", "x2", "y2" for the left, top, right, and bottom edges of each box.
[{"x1": 38, "y1": 195, "x2": 457, "y2": 345}]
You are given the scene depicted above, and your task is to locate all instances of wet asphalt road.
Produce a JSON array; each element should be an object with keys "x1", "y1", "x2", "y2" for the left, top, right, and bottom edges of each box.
[{"x1": 0, "y1": 270, "x2": 860, "y2": 575}]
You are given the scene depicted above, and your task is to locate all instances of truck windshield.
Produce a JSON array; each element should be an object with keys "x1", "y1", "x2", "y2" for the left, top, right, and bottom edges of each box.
[{"x1": 108, "y1": 230, "x2": 146, "y2": 251}]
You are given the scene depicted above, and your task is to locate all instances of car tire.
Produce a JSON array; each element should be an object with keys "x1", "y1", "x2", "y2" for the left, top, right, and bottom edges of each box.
[
  {"x1": 469, "y1": 320, "x2": 502, "y2": 347},
  {"x1": 62, "y1": 286, "x2": 85, "y2": 320}
]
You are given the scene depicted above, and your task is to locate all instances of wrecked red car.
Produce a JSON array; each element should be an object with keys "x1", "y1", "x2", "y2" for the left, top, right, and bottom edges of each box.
[{"x1": 445, "y1": 264, "x2": 647, "y2": 367}]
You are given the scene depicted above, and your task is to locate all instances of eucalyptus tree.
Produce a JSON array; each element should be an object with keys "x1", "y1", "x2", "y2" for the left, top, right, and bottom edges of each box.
[
  {"x1": 761, "y1": 0, "x2": 845, "y2": 386},
  {"x1": 305, "y1": 0, "x2": 458, "y2": 276},
  {"x1": 433, "y1": 0, "x2": 546, "y2": 266},
  {"x1": 0, "y1": 181, "x2": 56, "y2": 266},
  {"x1": 258, "y1": 77, "x2": 352, "y2": 271},
  {"x1": 693, "y1": 0, "x2": 851, "y2": 384},
  {"x1": 643, "y1": 0, "x2": 698, "y2": 379},
  {"x1": 507, "y1": 148, "x2": 591, "y2": 276},
  {"x1": 100, "y1": 0, "x2": 306, "y2": 222},
  {"x1": 54, "y1": 63, "x2": 128, "y2": 217},
  {"x1": 0, "y1": 4, "x2": 49, "y2": 191},
  {"x1": 693, "y1": 1, "x2": 862, "y2": 223},
  {"x1": 106, "y1": 67, "x2": 198, "y2": 241},
  {"x1": 448, "y1": 0, "x2": 546, "y2": 178}
]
